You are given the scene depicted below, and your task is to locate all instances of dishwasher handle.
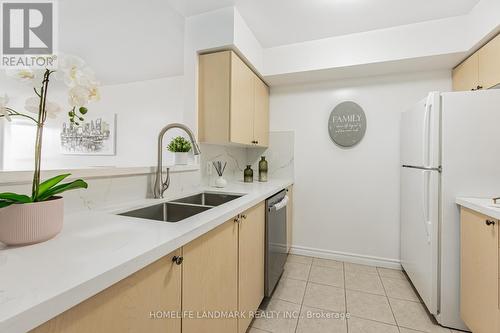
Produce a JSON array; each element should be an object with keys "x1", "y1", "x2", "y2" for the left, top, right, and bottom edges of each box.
[{"x1": 269, "y1": 195, "x2": 289, "y2": 212}]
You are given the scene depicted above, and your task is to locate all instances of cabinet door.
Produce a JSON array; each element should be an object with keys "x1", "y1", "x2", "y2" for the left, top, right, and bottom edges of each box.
[
  {"x1": 182, "y1": 220, "x2": 238, "y2": 333},
  {"x1": 230, "y1": 52, "x2": 255, "y2": 145},
  {"x1": 460, "y1": 208, "x2": 498, "y2": 333},
  {"x1": 452, "y1": 54, "x2": 479, "y2": 91},
  {"x1": 31, "y1": 251, "x2": 182, "y2": 333},
  {"x1": 286, "y1": 186, "x2": 293, "y2": 253},
  {"x1": 238, "y1": 202, "x2": 265, "y2": 333},
  {"x1": 478, "y1": 34, "x2": 500, "y2": 89},
  {"x1": 253, "y1": 76, "x2": 269, "y2": 147},
  {"x1": 198, "y1": 51, "x2": 231, "y2": 144}
]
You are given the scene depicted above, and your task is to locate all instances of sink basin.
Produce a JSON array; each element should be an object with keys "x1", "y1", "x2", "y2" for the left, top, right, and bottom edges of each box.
[
  {"x1": 119, "y1": 202, "x2": 212, "y2": 222},
  {"x1": 170, "y1": 192, "x2": 242, "y2": 207},
  {"x1": 118, "y1": 192, "x2": 244, "y2": 223}
]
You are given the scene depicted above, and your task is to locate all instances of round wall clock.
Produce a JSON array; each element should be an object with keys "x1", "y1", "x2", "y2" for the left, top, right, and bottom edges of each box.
[{"x1": 328, "y1": 101, "x2": 367, "y2": 148}]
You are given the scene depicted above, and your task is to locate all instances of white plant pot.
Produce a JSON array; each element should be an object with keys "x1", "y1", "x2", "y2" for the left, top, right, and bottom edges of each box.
[
  {"x1": 215, "y1": 176, "x2": 227, "y2": 188},
  {"x1": 0, "y1": 197, "x2": 64, "y2": 246},
  {"x1": 174, "y1": 152, "x2": 189, "y2": 165}
]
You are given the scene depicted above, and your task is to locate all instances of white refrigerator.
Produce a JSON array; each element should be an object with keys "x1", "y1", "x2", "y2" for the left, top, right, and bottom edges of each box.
[{"x1": 400, "y1": 89, "x2": 500, "y2": 330}]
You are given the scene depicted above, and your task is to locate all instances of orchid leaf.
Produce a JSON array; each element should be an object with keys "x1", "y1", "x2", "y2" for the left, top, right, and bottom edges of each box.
[
  {"x1": 37, "y1": 179, "x2": 88, "y2": 201},
  {"x1": 0, "y1": 200, "x2": 14, "y2": 208},
  {"x1": 0, "y1": 192, "x2": 32, "y2": 203},
  {"x1": 36, "y1": 174, "x2": 71, "y2": 200}
]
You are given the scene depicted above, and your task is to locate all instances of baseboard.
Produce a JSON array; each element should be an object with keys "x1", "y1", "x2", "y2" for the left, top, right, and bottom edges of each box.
[{"x1": 290, "y1": 245, "x2": 401, "y2": 270}]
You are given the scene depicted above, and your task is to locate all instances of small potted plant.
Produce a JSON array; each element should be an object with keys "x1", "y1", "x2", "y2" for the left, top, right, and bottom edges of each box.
[
  {"x1": 0, "y1": 56, "x2": 99, "y2": 246},
  {"x1": 167, "y1": 136, "x2": 192, "y2": 165}
]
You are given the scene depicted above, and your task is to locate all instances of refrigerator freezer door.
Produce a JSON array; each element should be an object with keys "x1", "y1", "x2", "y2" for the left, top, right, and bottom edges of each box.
[
  {"x1": 401, "y1": 92, "x2": 440, "y2": 168},
  {"x1": 400, "y1": 167, "x2": 439, "y2": 315}
]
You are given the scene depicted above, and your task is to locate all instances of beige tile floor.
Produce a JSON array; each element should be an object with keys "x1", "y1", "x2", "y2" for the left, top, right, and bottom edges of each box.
[{"x1": 249, "y1": 255, "x2": 468, "y2": 333}]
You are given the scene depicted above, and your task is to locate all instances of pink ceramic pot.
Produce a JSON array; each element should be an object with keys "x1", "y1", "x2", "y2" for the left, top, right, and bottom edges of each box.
[{"x1": 0, "y1": 197, "x2": 64, "y2": 246}]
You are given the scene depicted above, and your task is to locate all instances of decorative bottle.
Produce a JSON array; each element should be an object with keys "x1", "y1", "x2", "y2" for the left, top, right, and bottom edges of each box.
[
  {"x1": 258, "y1": 156, "x2": 268, "y2": 182},
  {"x1": 244, "y1": 165, "x2": 253, "y2": 183}
]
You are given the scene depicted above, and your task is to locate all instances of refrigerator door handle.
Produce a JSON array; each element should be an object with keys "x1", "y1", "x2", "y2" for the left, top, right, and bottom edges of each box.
[
  {"x1": 422, "y1": 170, "x2": 431, "y2": 244},
  {"x1": 422, "y1": 95, "x2": 432, "y2": 167}
]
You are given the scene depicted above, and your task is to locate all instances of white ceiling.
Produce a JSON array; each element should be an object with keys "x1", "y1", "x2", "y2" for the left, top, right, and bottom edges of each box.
[
  {"x1": 58, "y1": 0, "x2": 185, "y2": 85},
  {"x1": 168, "y1": 0, "x2": 481, "y2": 47}
]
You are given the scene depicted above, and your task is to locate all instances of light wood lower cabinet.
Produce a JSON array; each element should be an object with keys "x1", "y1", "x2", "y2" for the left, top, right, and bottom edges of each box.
[
  {"x1": 182, "y1": 219, "x2": 239, "y2": 333},
  {"x1": 31, "y1": 250, "x2": 182, "y2": 333},
  {"x1": 238, "y1": 202, "x2": 265, "y2": 333},
  {"x1": 460, "y1": 207, "x2": 499, "y2": 333},
  {"x1": 31, "y1": 201, "x2": 268, "y2": 333}
]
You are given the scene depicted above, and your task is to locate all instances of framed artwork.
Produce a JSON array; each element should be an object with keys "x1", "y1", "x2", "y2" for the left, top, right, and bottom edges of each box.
[{"x1": 60, "y1": 113, "x2": 116, "y2": 155}]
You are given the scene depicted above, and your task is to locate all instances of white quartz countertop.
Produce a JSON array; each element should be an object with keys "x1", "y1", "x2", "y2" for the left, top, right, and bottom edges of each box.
[
  {"x1": 456, "y1": 197, "x2": 500, "y2": 220},
  {"x1": 0, "y1": 179, "x2": 293, "y2": 333}
]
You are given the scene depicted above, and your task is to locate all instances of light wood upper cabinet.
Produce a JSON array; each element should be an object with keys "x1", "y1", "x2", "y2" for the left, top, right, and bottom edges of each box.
[
  {"x1": 182, "y1": 219, "x2": 239, "y2": 333},
  {"x1": 452, "y1": 53, "x2": 479, "y2": 92},
  {"x1": 198, "y1": 50, "x2": 269, "y2": 147},
  {"x1": 478, "y1": 34, "x2": 500, "y2": 89},
  {"x1": 253, "y1": 76, "x2": 270, "y2": 147},
  {"x1": 238, "y1": 202, "x2": 265, "y2": 333},
  {"x1": 460, "y1": 207, "x2": 499, "y2": 333},
  {"x1": 31, "y1": 250, "x2": 182, "y2": 333},
  {"x1": 453, "y1": 33, "x2": 500, "y2": 91},
  {"x1": 198, "y1": 51, "x2": 231, "y2": 144},
  {"x1": 230, "y1": 52, "x2": 256, "y2": 145}
]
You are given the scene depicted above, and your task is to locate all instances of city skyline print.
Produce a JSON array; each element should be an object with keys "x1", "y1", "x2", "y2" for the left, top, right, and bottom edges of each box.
[{"x1": 60, "y1": 113, "x2": 116, "y2": 155}]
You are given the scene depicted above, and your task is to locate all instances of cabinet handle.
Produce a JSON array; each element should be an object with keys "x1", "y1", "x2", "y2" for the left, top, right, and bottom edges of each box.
[
  {"x1": 234, "y1": 216, "x2": 240, "y2": 223},
  {"x1": 172, "y1": 256, "x2": 183, "y2": 265},
  {"x1": 477, "y1": 85, "x2": 483, "y2": 90},
  {"x1": 241, "y1": 214, "x2": 247, "y2": 220},
  {"x1": 486, "y1": 220, "x2": 496, "y2": 226}
]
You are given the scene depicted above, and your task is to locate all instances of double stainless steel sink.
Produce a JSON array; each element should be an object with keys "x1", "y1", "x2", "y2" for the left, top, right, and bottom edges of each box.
[{"x1": 118, "y1": 192, "x2": 243, "y2": 223}]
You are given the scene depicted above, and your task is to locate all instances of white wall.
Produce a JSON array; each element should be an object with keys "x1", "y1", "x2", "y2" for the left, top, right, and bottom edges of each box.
[
  {"x1": 1, "y1": 76, "x2": 186, "y2": 170},
  {"x1": 59, "y1": 0, "x2": 185, "y2": 85},
  {"x1": 270, "y1": 71, "x2": 452, "y2": 265}
]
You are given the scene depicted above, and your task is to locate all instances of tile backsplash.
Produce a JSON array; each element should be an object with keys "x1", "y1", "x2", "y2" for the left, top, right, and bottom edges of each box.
[
  {"x1": 0, "y1": 131, "x2": 294, "y2": 214},
  {"x1": 202, "y1": 131, "x2": 294, "y2": 185}
]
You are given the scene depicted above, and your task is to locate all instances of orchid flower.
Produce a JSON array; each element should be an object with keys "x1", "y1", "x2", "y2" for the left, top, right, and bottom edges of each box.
[
  {"x1": 0, "y1": 94, "x2": 11, "y2": 121},
  {"x1": 24, "y1": 96, "x2": 62, "y2": 119},
  {"x1": 0, "y1": 54, "x2": 100, "y2": 202}
]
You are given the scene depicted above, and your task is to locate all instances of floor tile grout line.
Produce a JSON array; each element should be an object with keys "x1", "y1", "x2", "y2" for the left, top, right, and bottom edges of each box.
[
  {"x1": 349, "y1": 314, "x2": 401, "y2": 328},
  {"x1": 342, "y1": 261, "x2": 350, "y2": 333},
  {"x1": 377, "y1": 266, "x2": 400, "y2": 331},
  {"x1": 293, "y1": 258, "x2": 312, "y2": 333}
]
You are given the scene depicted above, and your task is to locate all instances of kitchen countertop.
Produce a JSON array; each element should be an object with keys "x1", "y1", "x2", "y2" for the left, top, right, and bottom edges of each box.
[
  {"x1": 456, "y1": 197, "x2": 500, "y2": 220},
  {"x1": 0, "y1": 179, "x2": 293, "y2": 333}
]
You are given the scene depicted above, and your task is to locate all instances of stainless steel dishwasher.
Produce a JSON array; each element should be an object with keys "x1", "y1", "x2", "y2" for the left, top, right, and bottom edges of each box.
[{"x1": 265, "y1": 189, "x2": 289, "y2": 297}]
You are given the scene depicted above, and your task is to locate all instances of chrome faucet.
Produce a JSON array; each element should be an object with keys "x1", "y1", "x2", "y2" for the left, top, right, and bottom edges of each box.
[{"x1": 153, "y1": 123, "x2": 201, "y2": 198}]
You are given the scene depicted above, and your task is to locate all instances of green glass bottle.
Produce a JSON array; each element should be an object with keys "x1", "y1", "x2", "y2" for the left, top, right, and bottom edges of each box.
[
  {"x1": 244, "y1": 165, "x2": 253, "y2": 183},
  {"x1": 258, "y1": 156, "x2": 268, "y2": 182}
]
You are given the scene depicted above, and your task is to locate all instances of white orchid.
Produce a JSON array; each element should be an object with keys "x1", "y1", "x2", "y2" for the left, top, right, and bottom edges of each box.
[
  {"x1": 5, "y1": 68, "x2": 44, "y2": 87},
  {"x1": 68, "y1": 85, "x2": 91, "y2": 107},
  {"x1": 0, "y1": 55, "x2": 99, "y2": 204},
  {"x1": 59, "y1": 55, "x2": 98, "y2": 86},
  {"x1": 25, "y1": 96, "x2": 62, "y2": 119},
  {"x1": 58, "y1": 54, "x2": 101, "y2": 109},
  {"x1": 0, "y1": 94, "x2": 11, "y2": 121}
]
